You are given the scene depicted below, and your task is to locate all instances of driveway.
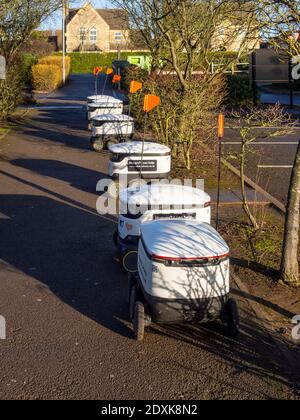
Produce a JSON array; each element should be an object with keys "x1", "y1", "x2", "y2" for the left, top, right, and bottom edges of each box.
[{"x1": 0, "y1": 74, "x2": 299, "y2": 400}]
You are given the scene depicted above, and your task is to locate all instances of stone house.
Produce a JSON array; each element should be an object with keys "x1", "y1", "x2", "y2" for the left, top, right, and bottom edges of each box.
[
  {"x1": 66, "y1": 2, "x2": 129, "y2": 52},
  {"x1": 212, "y1": 20, "x2": 260, "y2": 52}
]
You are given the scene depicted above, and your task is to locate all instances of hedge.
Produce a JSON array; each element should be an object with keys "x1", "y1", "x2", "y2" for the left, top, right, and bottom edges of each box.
[
  {"x1": 225, "y1": 74, "x2": 258, "y2": 106},
  {"x1": 208, "y1": 51, "x2": 249, "y2": 65},
  {"x1": 53, "y1": 51, "x2": 248, "y2": 74},
  {"x1": 21, "y1": 53, "x2": 38, "y2": 86},
  {"x1": 39, "y1": 56, "x2": 71, "y2": 77},
  {"x1": 32, "y1": 56, "x2": 71, "y2": 91},
  {"x1": 54, "y1": 52, "x2": 150, "y2": 74},
  {"x1": 32, "y1": 64, "x2": 62, "y2": 91}
]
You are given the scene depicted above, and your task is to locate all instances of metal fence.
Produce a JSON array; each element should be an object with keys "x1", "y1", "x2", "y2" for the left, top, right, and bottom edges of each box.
[{"x1": 211, "y1": 62, "x2": 249, "y2": 75}]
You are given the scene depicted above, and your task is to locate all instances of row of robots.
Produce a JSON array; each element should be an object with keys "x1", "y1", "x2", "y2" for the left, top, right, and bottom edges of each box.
[{"x1": 86, "y1": 81, "x2": 240, "y2": 342}]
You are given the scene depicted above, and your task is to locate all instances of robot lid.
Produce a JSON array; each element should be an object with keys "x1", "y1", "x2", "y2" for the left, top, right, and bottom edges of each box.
[
  {"x1": 120, "y1": 184, "x2": 211, "y2": 208},
  {"x1": 87, "y1": 95, "x2": 122, "y2": 103},
  {"x1": 108, "y1": 141, "x2": 171, "y2": 156},
  {"x1": 92, "y1": 114, "x2": 134, "y2": 122},
  {"x1": 140, "y1": 220, "x2": 229, "y2": 261},
  {"x1": 88, "y1": 101, "x2": 123, "y2": 109}
]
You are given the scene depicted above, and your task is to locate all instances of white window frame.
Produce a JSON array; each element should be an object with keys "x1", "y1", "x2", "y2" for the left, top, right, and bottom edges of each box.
[
  {"x1": 80, "y1": 27, "x2": 86, "y2": 42},
  {"x1": 115, "y1": 32, "x2": 122, "y2": 42},
  {"x1": 90, "y1": 27, "x2": 97, "y2": 43}
]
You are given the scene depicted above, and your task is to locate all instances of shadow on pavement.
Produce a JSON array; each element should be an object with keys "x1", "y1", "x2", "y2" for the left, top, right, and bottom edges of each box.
[
  {"x1": 11, "y1": 159, "x2": 106, "y2": 195},
  {"x1": 149, "y1": 305, "x2": 300, "y2": 396},
  {"x1": 0, "y1": 180, "x2": 299, "y2": 396},
  {"x1": 0, "y1": 191, "x2": 131, "y2": 339},
  {"x1": 11, "y1": 109, "x2": 91, "y2": 152},
  {"x1": 33, "y1": 109, "x2": 89, "y2": 132}
]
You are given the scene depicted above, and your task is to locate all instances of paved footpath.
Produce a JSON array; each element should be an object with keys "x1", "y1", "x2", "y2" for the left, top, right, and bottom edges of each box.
[{"x1": 0, "y1": 75, "x2": 299, "y2": 400}]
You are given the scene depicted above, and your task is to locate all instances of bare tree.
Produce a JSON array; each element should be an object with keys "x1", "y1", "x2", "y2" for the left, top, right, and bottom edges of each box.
[
  {"x1": 0, "y1": 0, "x2": 65, "y2": 64},
  {"x1": 229, "y1": 105, "x2": 296, "y2": 230},
  {"x1": 281, "y1": 141, "x2": 300, "y2": 284},
  {"x1": 113, "y1": 0, "x2": 261, "y2": 169},
  {"x1": 0, "y1": 0, "x2": 66, "y2": 121},
  {"x1": 257, "y1": 0, "x2": 300, "y2": 284}
]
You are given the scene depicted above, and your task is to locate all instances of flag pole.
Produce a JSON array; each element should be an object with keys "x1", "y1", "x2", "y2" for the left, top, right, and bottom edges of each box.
[
  {"x1": 216, "y1": 113, "x2": 225, "y2": 231},
  {"x1": 62, "y1": 0, "x2": 66, "y2": 85}
]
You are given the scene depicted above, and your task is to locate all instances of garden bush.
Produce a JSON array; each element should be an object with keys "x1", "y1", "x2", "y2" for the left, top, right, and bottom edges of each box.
[
  {"x1": 0, "y1": 60, "x2": 24, "y2": 121},
  {"x1": 21, "y1": 53, "x2": 38, "y2": 86},
  {"x1": 225, "y1": 74, "x2": 257, "y2": 107},
  {"x1": 208, "y1": 51, "x2": 249, "y2": 65},
  {"x1": 32, "y1": 64, "x2": 62, "y2": 91},
  {"x1": 55, "y1": 52, "x2": 150, "y2": 74},
  {"x1": 32, "y1": 56, "x2": 71, "y2": 91},
  {"x1": 121, "y1": 65, "x2": 148, "y2": 92},
  {"x1": 38, "y1": 56, "x2": 71, "y2": 78}
]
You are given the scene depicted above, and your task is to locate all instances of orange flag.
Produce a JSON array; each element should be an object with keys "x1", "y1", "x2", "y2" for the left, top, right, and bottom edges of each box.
[
  {"x1": 93, "y1": 66, "x2": 102, "y2": 76},
  {"x1": 106, "y1": 68, "x2": 114, "y2": 75},
  {"x1": 144, "y1": 94, "x2": 160, "y2": 113},
  {"x1": 130, "y1": 81, "x2": 143, "y2": 94},
  {"x1": 112, "y1": 75, "x2": 122, "y2": 84},
  {"x1": 218, "y1": 113, "x2": 225, "y2": 139}
]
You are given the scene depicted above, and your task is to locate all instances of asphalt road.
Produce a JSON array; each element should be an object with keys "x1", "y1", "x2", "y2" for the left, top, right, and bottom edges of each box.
[
  {"x1": 0, "y1": 75, "x2": 299, "y2": 400},
  {"x1": 223, "y1": 128, "x2": 300, "y2": 205},
  {"x1": 260, "y1": 91, "x2": 300, "y2": 107}
]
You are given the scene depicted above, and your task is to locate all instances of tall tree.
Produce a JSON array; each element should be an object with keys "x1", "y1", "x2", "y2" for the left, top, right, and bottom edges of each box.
[
  {"x1": 281, "y1": 142, "x2": 300, "y2": 284},
  {"x1": 0, "y1": 0, "x2": 66, "y2": 121},
  {"x1": 113, "y1": 0, "x2": 260, "y2": 168},
  {"x1": 258, "y1": 0, "x2": 300, "y2": 284},
  {"x1": 0, "y1": 0, "x2": 64, "y2": 64}
]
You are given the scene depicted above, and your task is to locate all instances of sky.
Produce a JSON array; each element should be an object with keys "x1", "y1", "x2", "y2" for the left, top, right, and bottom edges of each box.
[{"x1": 40, "y1": 1, "x2": 113, "y2": 30}]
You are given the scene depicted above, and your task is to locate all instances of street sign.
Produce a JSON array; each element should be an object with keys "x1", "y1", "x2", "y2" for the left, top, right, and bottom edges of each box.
[{"x1": 0, "y1": 56, "x2": 6, "y2": 80}]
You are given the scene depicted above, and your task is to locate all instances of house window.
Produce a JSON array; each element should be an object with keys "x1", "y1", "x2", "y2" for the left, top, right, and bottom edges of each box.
[
  {"x1": 80, "y1": 28, "x2": 86, "y2": 42},
  {"x1": 115, "y1": 32, "x2": 122, "y2": 42},
  {"x1": 90, "y1": 27, "x2": 97, "y2": 43}
]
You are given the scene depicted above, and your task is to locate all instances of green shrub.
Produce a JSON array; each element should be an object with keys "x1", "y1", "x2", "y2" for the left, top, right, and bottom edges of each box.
[
  {"x1": 225, "y1": 74, "x2": 257, "y2": 107},
  {"x1": 55, "y1": 52, "x2": 150, "y2": 74},
  {"x1": 21, "y1": 53, "x2": 38, "y2": 86},
  {"x1": 208, "y1": 51, "x2": 249, "y2": 65},
  {"x1": 121, "y1": 65, "x2": 148, "y2": 92},
  {"x1": 32, "y1": 56, "x2": 71, "y2": 91},
  {"x1": 32, "y1": 64, "x2": 62, "y2": 91},
  {"x1": 0, "y1": 62, "x2": 23, "y2": 121},
  {"x1": 38, "y1": 56, "x2": 71, "y2": 78}
]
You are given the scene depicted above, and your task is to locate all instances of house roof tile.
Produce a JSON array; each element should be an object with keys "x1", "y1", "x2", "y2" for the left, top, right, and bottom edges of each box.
[{"x1": 67, "y1": 7, "x2": 128, "y2": 30}]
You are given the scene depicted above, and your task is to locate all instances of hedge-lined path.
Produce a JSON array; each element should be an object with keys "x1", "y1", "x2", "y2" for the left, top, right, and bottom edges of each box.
[
  {"x1": 34, "y1": 73, "x2": 111, "y2": 106},
  {"x1": 0, "y1": 74, "x2": 299, "y2": 400}
]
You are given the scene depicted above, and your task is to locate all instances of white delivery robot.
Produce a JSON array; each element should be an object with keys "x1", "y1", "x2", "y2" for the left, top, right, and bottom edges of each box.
[
  {"x1": 115, "y1": 183, "x2": 211, "y2": 272},
  {"x1": 87, "y1": 98, "x2": 123, "y2": 129},
  {"x1": 87, "y1": 95, "x2": 116, "y2": 105},
  {"x1": 129, "y1": 220, "x2": 240, "y2": 341},
  {"x1": 90, "y1": 114, "x2": 135, "y2": 152},
  {"x1": 108, "y1": 141, "x2": 171, "y2": 187}
]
